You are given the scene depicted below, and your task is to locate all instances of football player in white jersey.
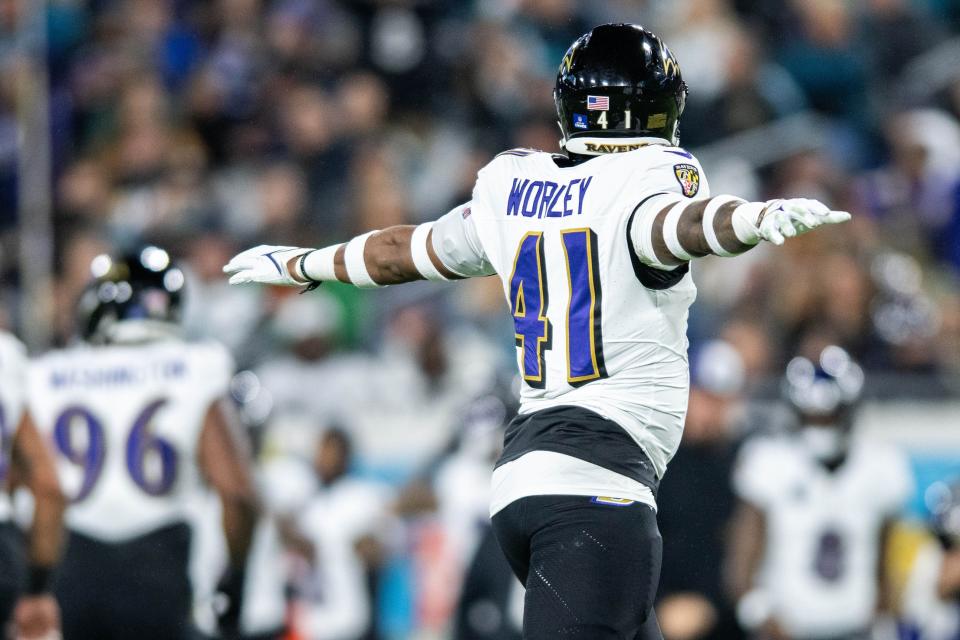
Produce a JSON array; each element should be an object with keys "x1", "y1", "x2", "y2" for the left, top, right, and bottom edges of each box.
[
  {"x1": 224, "y1": 24, "x2": 851, "y2": 639},
  {"x1": 728, "y1": 346, "x2": 913, "y2": 639},
  {"x1": 28, "y1": 247, "x2": 259, "y2": 640},
  {"x1": 0, "y1": 331, "x2": 64, "y2": 639}
]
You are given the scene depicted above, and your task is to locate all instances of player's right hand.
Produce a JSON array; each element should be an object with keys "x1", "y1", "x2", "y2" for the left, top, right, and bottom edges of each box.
[
  {"x1": 757, "y1": 198, "x2": 851, "y2": 245},
  {"x1": 223, "y1": 245, "x2": 311, "y2": 286}
]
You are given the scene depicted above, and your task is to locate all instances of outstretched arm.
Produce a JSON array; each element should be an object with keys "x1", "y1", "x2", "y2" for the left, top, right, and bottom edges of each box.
[
  {"x1": 224, "y1": 203, "x2": 492, "y2": 289},
  {"x1": 297, "y1": 225, "x2": 463, "y2": 286},
  {"x1": 632, "y1": 195, "x2": 850, "y2": 269}
]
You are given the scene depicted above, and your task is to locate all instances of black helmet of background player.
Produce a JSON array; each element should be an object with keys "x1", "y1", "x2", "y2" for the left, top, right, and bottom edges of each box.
[
  {"x1": 783, "y1": 345, "x2": 865, "y2": 468},
  {"x1": 76, "y1": 246, "x2": 185, "y2": 344},
  {"x1": 554, "y1": 23, "x2": 687, "y2": 157}
]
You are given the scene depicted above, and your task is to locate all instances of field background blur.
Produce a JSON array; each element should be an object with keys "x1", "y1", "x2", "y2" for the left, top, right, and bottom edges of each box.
[{"x1": 2, "y1": 0, "x2": 960, "y2": 638}]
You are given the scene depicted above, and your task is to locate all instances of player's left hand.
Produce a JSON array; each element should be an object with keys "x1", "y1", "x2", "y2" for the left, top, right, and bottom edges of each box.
[
  {"x1": 222, "y1": 245, "x2": 311, "y2": 286},
  {"x1": 758, "y1": 198, "x2": 851, "y2": 245},
  {"x1": 13, "y1": 594, "x2": 60, "y2": 639}
]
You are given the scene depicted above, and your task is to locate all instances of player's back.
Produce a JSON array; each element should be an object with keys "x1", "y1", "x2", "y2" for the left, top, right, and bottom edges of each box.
[
  {"x1": 469, "y1": 144, "x2": 705, "y2": 475},
  {"x1": 28, "y1": 339, "x2": 233, "y2": 542},
  {"x1": 0, "y1": 332, "x2": 27, "y2": 523}
]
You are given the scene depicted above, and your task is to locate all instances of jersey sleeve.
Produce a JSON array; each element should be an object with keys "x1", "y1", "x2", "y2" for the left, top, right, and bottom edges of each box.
[
  {"x1": 430, "y1": 201, "x2": 496, "y2": 278},
  {"x1": 635, "y1": 147, "x2": 711, "y2": 203},
  {"x1": 0, "y1": 333, "x2": 28, "y2": 431},
  {"x1": 873, "y1": 446, "x2": 914, "y2": 516},
  {"x1": 732, "y1": 437, "x2": 782, "y2": 508},
  {"x1": 628, "y1": 147, "x2": 712, "y2": 270}
]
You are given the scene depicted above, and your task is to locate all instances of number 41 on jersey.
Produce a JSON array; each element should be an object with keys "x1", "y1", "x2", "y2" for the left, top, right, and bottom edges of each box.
[{"x1": 509, "y1": 229, "x2": 607, "y2": 388}]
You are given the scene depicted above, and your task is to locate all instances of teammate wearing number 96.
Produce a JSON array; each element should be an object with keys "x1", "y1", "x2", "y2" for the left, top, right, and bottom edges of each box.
[
  {"x1": 27, "y1": 247, "x2": 259, "y2": 640},
  {"x1": 225, "y1": 23, "x2": 851, "y2": 639}
]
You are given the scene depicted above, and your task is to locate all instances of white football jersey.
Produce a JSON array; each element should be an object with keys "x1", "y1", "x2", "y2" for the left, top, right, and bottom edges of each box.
[
  {"x1": 28, "y1": 339, "x2": 233, "y2": 541},
  {"x1": 733, "y1": 435, "x2": 914, "y2": 638},
  {"x1": 449, "y1": 142, "x2": 708, "y2": 512},
  {"x1": 0, "y1": 332, "x2": 28, "y2": 522}
]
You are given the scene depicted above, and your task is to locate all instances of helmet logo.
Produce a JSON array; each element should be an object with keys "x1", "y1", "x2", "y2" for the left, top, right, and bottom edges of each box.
[
  {"x1": 673, "y1": 163, "x2": 700, "y2": 198},
  {"x1": 561, "y1": 50, "x2": 575, "y2": 72},
  {"x1": 573, "y1": 113, "x2": 588, "y2": 129},
  {"x1": 663, "y1": 46, "x2": 681, "y2": 76}
]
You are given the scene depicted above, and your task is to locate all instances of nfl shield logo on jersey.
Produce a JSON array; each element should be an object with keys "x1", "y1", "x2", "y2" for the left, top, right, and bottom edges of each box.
[{"x1": 673, "y1": 164, "x2": 700, "y2": 198}]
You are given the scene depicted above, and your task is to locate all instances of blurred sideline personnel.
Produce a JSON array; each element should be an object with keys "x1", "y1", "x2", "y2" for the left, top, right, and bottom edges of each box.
[
  {"x1": 27, "y1": 247, "x2": 259, "y2": 640},
  {"x1": 728, "y1": 345, "x2": 912, "y2": 640},
  {"x1": 901, "y1": 477, "x2": 960, "y2": 639},
  {"x1": 224, "y1": 24, "x2": 851, "y2": 639},
  {"x1": 287, "y1": 427, "x2": 391, "y2": 640},
  {"x1": 0, "y1": 332, "x2": 65, "y2": 639},
  {"x1": 656, "y1": 341, "x2": 747, "y2": 640}
]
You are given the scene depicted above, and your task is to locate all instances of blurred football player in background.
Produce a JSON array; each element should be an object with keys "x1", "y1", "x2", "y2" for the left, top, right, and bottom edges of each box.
[
  {"x1": 728, "y1": 343, "x2": 913, "y2": 639},
  {"x1": 27, "y1": 247, "x2": 259, "y2": 640},
  {"x1": 900, "y1": 477, "x2": 960, "y2": 639},
  {"x1": 224, "y1": 23, "x2": 851, "y2": 639},
  {"x1": 283, "y1": 427, "x2": 392, "y2": 640},
  {"x1": 0, "y1": 332, "x2": 65, "y2": 640}
]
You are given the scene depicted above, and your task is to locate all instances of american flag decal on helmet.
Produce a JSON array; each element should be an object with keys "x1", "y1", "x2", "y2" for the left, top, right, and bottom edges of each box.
[{"x1": 587, "y1": 95, "x2": 609, "y2": 111}]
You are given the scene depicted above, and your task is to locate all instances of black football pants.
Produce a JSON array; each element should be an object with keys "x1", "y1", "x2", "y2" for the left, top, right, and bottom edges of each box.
[
  {"x1": 55, "y1": 523, "x2": 195, "y2": 640},
  {"x1": 492, "y1": 495, "x2": 664, "y2": 640}
]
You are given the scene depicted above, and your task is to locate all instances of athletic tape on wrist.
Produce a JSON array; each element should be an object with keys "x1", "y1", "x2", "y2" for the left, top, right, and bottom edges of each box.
[
  {"x1": 411, "y1": 223, "x2": 451, "y2": 281},
  {"x1": 731, "y1": 201, "x2": 765, "y2": 245},
  {"x1": 300, "y1": 245, "x2": 341, "y2": 283},
  {"x1": 702, "y1": 196, "x2": 745, "y2": 257},
  {"x1": 663, "y1": 201, "x2": 695, "y2": 261},
  {"x1": 344, "y1": 231, "x2": 383, "y2": 288}
]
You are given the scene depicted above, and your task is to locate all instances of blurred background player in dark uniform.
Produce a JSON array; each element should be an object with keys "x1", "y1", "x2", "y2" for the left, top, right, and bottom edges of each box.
[
  {"x1": 27, "y1": 247, "x2": 259, "y2": 640},
  {"x1": 728, "y1": 344, "x2": 912, "y2": 639},
  {"x1": 0, "y1": 331, "x2": 65, "y2": 639},
  {"x1": 656, "y1": 340, "x2": 747, "y2": 640}
]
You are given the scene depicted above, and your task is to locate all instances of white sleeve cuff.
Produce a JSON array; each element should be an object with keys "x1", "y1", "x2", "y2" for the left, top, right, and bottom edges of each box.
[
  {"x1": 410, "y1": 223, "x2": 452, "y2": 281},
  {"x1": 630, "y1": 195, "x2": 682, "y2": 270},
  {"x1": 344, "y1": 231, "x2": 383, "y2": 288}
]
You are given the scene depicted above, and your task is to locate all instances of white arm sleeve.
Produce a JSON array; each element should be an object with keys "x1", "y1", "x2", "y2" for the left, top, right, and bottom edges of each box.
[
  {"x1": 429, "y1": 202, "x2": 496, "y2": 277},
  {"x1": 629, "y1": 193, "x2": 685, "y2": 270}
]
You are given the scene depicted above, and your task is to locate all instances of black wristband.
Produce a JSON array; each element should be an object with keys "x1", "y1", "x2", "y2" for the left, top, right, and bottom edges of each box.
[
  {"x1": 298, "y1": 251, "x2": 323, "y2": 293},
  {"x1": 27, "y1": 565, "x2": 52, "y2": 595}
]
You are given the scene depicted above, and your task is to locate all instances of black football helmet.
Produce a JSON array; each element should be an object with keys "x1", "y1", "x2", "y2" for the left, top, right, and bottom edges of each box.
[
  {"x1": 784, "y1": 345, "x2": 865, "y2": 422},
  {"x1": 554, "y1": 23, "x2": 687, "y2": 156},
  {"x1": 783, "y1": 346, "x2": 864, "y2": 468},
  {"x1": 76, "y1": 246, "x2": 185, "y2": 344}
]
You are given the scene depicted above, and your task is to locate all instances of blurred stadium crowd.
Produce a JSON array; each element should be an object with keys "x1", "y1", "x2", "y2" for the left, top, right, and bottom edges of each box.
[{"x1": 2, "y1": 0, "x2": 960, "y2": 638}]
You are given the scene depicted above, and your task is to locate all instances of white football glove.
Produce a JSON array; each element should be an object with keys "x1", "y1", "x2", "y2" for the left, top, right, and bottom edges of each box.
[
  {"x1": 755, "y1": 198, "x2": 851, "y2": 245},
  {"x1": 222, "y1": 245, "x2": 311, "y2": 286}
]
